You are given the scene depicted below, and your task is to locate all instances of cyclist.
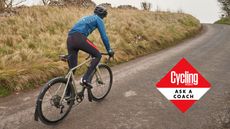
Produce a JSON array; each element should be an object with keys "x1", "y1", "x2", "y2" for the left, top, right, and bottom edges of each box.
[{"x1": 67, "y1": 5, "x2": 114, "y2": 88}]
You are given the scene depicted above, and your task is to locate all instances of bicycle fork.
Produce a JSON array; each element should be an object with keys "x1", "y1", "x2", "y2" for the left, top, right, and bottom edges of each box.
[{"x1": 86, "y1": 66, "x2": 103, "y2": 102}]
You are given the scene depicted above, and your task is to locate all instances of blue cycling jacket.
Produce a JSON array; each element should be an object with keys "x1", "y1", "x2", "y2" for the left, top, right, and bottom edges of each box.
[{"x1": 69, "y1": 14, "x2": 111, "y2": 52}]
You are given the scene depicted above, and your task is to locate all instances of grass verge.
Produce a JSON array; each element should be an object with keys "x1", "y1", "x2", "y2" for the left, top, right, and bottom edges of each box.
[
  {"x1": 0, "y1": 6, "x2": 201, "y2": 97},
  {"x1": 214, "y1": 17, "x2": 230, "y2": 25}
]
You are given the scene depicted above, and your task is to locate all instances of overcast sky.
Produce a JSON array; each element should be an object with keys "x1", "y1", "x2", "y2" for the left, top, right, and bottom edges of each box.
[
  {"x1": 23, "y1": 0, "x2": 222, "y2": 23},
  {"x1": 93, "y1": 0, "x2": 221, "y2": 23}
]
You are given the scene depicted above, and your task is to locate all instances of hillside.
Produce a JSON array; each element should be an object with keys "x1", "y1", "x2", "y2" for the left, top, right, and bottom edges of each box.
[{"x1": 0, "y1": 6, "x2": 201, "y2": 96}]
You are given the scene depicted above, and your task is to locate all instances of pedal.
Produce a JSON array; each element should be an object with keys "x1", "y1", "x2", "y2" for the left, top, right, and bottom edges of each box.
[
  {"x1": 81, "y1": 83, "x2": 93, "y2": 89},
  {"x1": 76, "y1": 94, "x2": 84, "y2": 103}
]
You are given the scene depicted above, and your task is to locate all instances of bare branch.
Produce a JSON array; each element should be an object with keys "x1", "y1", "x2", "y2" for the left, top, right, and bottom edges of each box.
[
  {"x1": 14, "y1": 0, "x2": 26, "y2": 6},
  {"x1": 218, "y1": 0, "x2": 230, "y2": 17},
  {"x1": 1, "y1": 0, "x2": 27, "y2": 13}
]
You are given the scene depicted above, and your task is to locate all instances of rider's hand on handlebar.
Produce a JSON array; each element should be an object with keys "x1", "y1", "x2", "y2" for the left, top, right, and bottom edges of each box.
[{"x1": 108, "y1": 49, "x2": 114, "y2": 57}]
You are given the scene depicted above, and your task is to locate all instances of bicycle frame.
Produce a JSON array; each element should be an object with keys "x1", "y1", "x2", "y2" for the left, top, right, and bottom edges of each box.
[
  {"x1": 34, "y1": 53, "x2": 111, "y2": 122},
  {"x1": 57, "y1": 56, "x2": 104, "y2": 104}
]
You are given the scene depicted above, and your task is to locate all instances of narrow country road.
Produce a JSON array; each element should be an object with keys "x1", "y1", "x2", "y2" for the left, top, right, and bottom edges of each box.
[{"x1": 0, "y1": 24, "x2": 230, "y2": 129}]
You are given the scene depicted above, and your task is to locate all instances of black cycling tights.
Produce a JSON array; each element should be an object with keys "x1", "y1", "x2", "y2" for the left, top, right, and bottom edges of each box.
[{"x1": 67, "y1": 32, "x2": 101, "y2": 82}]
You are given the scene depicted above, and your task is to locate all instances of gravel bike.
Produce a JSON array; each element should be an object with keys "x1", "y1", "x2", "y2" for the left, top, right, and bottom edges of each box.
[{"x1": 34, "y1": 53, "x2": 113, "y2": 125}]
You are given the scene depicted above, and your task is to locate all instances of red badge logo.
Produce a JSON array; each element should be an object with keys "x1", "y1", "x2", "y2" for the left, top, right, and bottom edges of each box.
[{"x1": 156, "y1": 58, "x2": 211, "y2": 112}]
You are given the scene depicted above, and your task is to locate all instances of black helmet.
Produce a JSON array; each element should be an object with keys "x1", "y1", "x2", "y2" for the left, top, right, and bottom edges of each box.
[{"x1": 94, "y1": 5, "x2": 107, "y2": 19}]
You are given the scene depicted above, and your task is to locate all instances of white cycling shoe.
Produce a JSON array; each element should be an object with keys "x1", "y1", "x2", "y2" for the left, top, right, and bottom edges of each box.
[{"x1": 80, "y1": 78, "x2": 93, "y2": 89}]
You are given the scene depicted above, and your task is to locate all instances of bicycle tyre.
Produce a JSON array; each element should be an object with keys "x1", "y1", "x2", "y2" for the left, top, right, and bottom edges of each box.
[
  {"x1": 36, "y1": 77, "x2": 75, "y2": 125},
  {"x1": 90, "y1": 64, "x2": 113, "y2": 101}
]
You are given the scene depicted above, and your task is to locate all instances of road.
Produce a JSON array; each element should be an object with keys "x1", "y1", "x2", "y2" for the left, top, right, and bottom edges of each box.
[{"x1": 0, "y1": 24, "x2": 230, "y2": 129}]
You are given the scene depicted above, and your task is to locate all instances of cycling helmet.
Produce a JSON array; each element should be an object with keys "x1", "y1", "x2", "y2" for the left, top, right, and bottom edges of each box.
[{"x1": 94, "y1": 5, "x2": 107, "y2": 19}]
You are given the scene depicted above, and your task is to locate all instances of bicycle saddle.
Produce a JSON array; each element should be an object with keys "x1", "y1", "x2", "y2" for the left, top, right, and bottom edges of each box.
[{"x1": 59, "y1": 55, "x2": 69, "y2": 62}]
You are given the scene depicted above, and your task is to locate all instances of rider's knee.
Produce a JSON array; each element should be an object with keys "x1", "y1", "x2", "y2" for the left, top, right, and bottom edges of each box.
[{"x1": 96, "y1": 52, "x2": 102, "y2": 59}]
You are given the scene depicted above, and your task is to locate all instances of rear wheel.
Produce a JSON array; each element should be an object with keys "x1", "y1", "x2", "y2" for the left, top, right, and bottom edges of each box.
[
  {"x1": 90, "y1": 64, "x2": 113, "y2": 101},
  {"x1": 36, "y1": 77, "x2": 75, "y2": 125}
]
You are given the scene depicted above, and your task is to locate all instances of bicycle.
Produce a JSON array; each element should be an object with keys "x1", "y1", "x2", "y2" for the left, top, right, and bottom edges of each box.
[{"x1": 34, "y1": 53, "x2": 113, "y2": 125}]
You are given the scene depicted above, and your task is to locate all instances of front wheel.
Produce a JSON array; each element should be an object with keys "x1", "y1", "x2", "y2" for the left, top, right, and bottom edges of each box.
[
  {"x1": 36, "y1": 77, "x2": 75, "y2": 125},
  {"x1": 90, "y1": 64, "x2": 113, "y2": 101}
]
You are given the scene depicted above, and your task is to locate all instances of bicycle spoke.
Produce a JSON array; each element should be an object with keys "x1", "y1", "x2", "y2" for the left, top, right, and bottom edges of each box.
[
  {"x1": 91, "y1": 64, "x2": 112, "y2": 100},
  {"x1": 47, "y1": 90, "x2": 53, "y2": 97},
  {"x1": 37, "y1": 77, "x2": 74, "y2": 124},
  {"x1": 54, "y1": 83, "x2": 65, "y2": 95}
]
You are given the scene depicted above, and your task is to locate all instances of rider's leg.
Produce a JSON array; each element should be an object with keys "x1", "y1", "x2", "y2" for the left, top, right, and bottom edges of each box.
[
  {"x1": 78, "y1": 39, "x2": 102, "y2": 83},
  {"x1": 67, "y1": 32, "x2": 101, "y2": 85},
  {"x1": 66, "y1": 35, "x2": 79, "y2": 96},
  {"x1": 82, "y1": 40, "x2": 101, "y2": 82},
  {"x1": 67, "y1": 35, "x2": 79, "y2": 73}
]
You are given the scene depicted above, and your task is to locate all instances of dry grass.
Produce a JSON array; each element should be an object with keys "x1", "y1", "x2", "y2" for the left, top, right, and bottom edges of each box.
[{"x1": 0, "y1": 6, "x2": 201, "y2": 96}]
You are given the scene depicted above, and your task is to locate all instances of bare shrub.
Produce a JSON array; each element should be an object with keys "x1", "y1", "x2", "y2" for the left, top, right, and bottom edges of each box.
[
  {"x1": 0, "y1": 0, "x2": 26, "y2": 14},
  {"x1": 141, "y1": 2, "x2": 152, "y2": 11}
]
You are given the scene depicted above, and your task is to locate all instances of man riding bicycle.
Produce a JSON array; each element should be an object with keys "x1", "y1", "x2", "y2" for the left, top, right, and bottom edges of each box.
[{"x1": 67, "y1": 5, "x2": 114, "y2": 88}]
